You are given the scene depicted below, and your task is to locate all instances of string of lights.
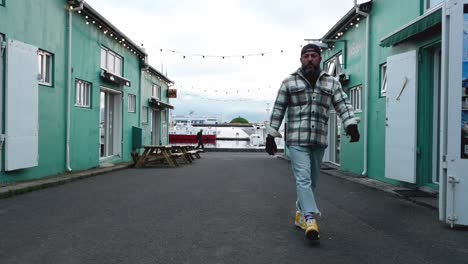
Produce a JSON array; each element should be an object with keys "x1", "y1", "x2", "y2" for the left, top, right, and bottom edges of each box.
[
  {"x1": 179, "y1": 91, "x2": 275, "y2": 102},
  {"x1": 75, "y1": 7, "x2": 319, "y2": 62},
  {"x1": 158, "y1": 48, "x2": 283, "y2": 59},
  {"x1": 73, "y1": 4, "x2": 305, "y2": 104},
  {"x1": 178, "y1": 85, "x2": 272, "y2": 94}
]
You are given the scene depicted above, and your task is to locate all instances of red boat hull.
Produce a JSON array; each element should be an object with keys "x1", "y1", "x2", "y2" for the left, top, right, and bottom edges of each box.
[{"x1": 169, "y1": 134, "x2": 216, "y2": 144}]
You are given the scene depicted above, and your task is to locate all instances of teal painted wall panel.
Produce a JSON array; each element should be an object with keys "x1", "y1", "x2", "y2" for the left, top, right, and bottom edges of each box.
[
  {"x1": 141, "y1": 73, "x2": 153, "y2": 147},
  {"x1": 366, "y1": 0, "x2": 422, "y2": 184},
  {"x1": 0, "y1": 0, "x2": 68, "y2": 183},
  {"x1": 70, "y1": 11, "x2": 142, "y2": 169},
  {"x1": 320, "y1": 0, "x2": 436, "y2": 184},
  {"x1": 140, "y1": 71, "x2": 171, "y2": 147},
  {"x1": 321, "y1": 12, "x2": 366, "y2": 174},
  {"x1": 0, "y1": 1, "x2": 164, "y2": 182}
]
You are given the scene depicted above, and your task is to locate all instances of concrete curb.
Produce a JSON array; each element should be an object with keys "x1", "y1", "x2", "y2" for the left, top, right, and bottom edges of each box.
[
  {"x1": 276, "y1": 155, "x2": 438, "y2": 210},
  {"x1": 320, "y1": 168, "x2": 439, "y2": 210},
  {"x1": 0, "y1": 162, "x2": 133, "y2": 199}
]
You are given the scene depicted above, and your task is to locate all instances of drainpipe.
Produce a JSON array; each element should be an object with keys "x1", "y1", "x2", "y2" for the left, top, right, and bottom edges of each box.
[
  {"x1": 66, "y1": 2, "x2": 84, "y2": 171},
  {"x1": 354, "y1": 0, "x2": 370, "y2": 176}
]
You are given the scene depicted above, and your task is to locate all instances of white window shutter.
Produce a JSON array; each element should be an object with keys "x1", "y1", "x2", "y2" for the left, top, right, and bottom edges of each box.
[
  {"x1": 5, "y1": 39, "x2": 39, "y2": 171},
  {"x1": 385, "y1": 50, "x2": 418, "y2": 183}
]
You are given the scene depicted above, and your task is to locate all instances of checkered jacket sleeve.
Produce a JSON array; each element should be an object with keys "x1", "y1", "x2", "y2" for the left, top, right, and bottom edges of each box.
[{"x1": 269, "y1": 81, "x2": 289, "y2": 132}]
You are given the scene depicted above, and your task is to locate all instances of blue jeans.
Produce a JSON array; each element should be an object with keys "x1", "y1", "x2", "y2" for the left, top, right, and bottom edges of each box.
[{"x1": 288, "y1": 146, "x2": 325, "y2": 216}]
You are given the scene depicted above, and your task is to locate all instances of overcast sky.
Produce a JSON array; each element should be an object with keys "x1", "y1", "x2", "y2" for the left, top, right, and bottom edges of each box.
[{"x1": 86, "y1": 0, "x2": 361, "y2": 122}]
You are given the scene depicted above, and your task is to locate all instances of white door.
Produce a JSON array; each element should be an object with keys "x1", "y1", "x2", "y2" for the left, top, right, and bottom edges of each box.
[
  {"x1": 100, "y1": 89, "x2": 122, "y2": 158},
  {"x1": 152, "y1": 110, "x2": 161, "y2": 145},
  {"x1": 5, "y1": 39, "x2": 39, "y2": 171},
  {"x1": 441, "y1": 0, "x2": 468, "y2": 227},
  {"x1": 385, "y1": 50, "x2": 418, "y2": 183},
  {"x1": 324, "y1": 111, "x2": 341, "y2": 165},
  {"x1": 161, "y1": 110, "x2": 168, "y2": 144}
]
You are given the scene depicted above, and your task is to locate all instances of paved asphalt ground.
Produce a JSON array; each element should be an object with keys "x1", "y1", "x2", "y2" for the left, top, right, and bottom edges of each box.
[{"x1": 0, "y1": 152, "x2": 467, "y2": 264}]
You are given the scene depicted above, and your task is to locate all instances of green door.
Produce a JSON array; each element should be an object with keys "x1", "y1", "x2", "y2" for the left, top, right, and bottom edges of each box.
[{"x1": 417, "y1": 43, "x2": 441, "y2": 190}]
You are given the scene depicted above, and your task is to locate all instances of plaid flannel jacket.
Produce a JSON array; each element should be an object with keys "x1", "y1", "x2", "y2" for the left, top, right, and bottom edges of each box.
[{"x1": 269, "y1": 68, "x2": 358, "y2": 148}]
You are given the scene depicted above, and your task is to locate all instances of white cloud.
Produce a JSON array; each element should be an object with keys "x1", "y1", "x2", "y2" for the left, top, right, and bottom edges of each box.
[{"x1": 85, "y1": 0, "x2": 357, "y2": 121}]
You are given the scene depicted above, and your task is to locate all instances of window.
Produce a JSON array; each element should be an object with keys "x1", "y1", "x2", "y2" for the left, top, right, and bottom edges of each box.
[
  {"x1": 101, "y1": 47, "x2": 123, "y2": 76},
  {"x1": 152, "y1": 84, "x2": 161, "y2": 99},
  {"x1": 324, "y1": 53, "x2": 342, "y2": 77},
  {"x1": 426, "y1": 0, "x2": 443, "y2": 10},
  {"x1": 38, "y1": 50, "x2": 53, "y2": 86},
  {"x1": 381, "y1": 64, "x2": 387, "y2": 97},
  {"x1": 75, "y1": 80, "x2": 91, "y2": 108},
  {"x1": 349, "y1": 86, "x2": 362, "y2": 112},
  {"x1": 142, "y1": 106, "x2": 148, "y2": 123},
  {"x1": 0, "y1": 0, "x2": 5, "y2": 6},
  {"x1": 128, "y1": 94, "x2": 136, "y2": 112}
]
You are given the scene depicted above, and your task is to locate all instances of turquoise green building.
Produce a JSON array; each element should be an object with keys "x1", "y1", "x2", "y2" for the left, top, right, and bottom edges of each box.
[
  {"x1": 0, "y1": 0, "x2": 174, "y2": 183},
  {"x1": 319, "y1": 0, "x2": 443, "y2": 190},
  {"x1": 319, "y1": 0, "x2": 468, "y2": 227}
]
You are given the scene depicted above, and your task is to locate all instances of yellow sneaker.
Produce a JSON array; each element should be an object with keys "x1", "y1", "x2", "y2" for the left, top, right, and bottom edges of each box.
[
  {"x1": 294, "y1": 211, "x2": 306, "y2": 230},
  {"x1": 305, "y1": 219, "x2": 320, "y2": 240}
]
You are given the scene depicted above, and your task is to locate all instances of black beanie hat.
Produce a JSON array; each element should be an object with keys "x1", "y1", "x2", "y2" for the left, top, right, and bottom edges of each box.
[{"x1": 301, "y1": 44, "x2": 321, "y2": 56}]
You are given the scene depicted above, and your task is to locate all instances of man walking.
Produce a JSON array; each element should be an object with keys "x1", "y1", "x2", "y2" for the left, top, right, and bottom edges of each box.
[
  {"x1": 196, "y1": 129, "x2": 204, "y2": 149},
  {"x1": 266, "y1": 43, "x2": 360, "y2": 241}
]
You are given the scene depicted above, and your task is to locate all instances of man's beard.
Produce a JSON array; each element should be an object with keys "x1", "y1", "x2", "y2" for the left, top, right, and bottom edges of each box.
[
  {"x1": 302, "y1": 64, "x2": 320, "y2": 85},
  {"x1": 302, "y1": 63, "x2": 319, "y2": 75}
]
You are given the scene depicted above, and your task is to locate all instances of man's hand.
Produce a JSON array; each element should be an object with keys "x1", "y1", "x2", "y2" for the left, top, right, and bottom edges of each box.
[
  {"x1": 265, "y1": 135, "x2": 277, "y2": 155},
  {"x1": 346, "y1": 124, "x2": 360, "y2": 143}
]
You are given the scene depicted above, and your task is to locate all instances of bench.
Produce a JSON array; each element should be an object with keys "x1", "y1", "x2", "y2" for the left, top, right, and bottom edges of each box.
[
  {"x1": 185, "y1": 146, "x2": 204, "y2": 159},
  {"x1": 134, "y1": 145, "x2": 179, "y2": 168},
  {"x1": 171, "y1": 145, "x2": 195, "y2": 163}
]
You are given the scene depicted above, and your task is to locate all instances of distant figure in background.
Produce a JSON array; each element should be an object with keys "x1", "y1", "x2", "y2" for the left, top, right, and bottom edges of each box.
[{"x1": 196, "y1": 129, "x2": 204, "y2": 149}]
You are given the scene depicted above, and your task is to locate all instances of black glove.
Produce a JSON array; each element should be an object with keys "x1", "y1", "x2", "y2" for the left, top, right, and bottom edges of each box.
[
  {"x1": 346, "y1": 124, "x2": 360, "y2": 143},
  {"x1": 265, "y1": 135, "x2": 277, "y2": 155}
]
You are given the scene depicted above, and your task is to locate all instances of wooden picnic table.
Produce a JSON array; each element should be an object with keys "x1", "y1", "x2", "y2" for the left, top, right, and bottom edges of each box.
[
  {"x1": 170, "y1": 145, "x2": 195, "y2": 163},
  {"x1": 184, "y1": 145, "x2": 203, "y2": 159},
  {"x1": 134, "y1": 145, "x2": 182, "y2": 168}
]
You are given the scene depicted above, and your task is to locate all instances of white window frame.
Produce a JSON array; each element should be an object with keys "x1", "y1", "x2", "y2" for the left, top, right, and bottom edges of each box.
[
  {"x1": 381, "y1": 63, "x2": 387, "y2": 97},
  {"x1": 426, "y1": 0, "x2": 443, "y2": 11},
  {"x1": 128, "y1": 94, "x2": 136, "y2": 113},
  {"x1": 101, "y1": 47, "x2": 123, "y2": 76},
  {"x1": 152, "y1": 84, "x2": 161, "y2": 99},
  {"x1": 349, "y1": 86, "x2": 362, "y2": 112},
  {"x1": 142, "y1": 106, "x2": 148, "y2": 123},
  {"x1": 38, "y1": 50, "x2": 52, "y2": 86},
  {"x1": 324, "y1": 53, "x2": 342, "y2": 77},
  {"x1": 75, "y1": 80, "x2": 91, "y2": 108}
]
